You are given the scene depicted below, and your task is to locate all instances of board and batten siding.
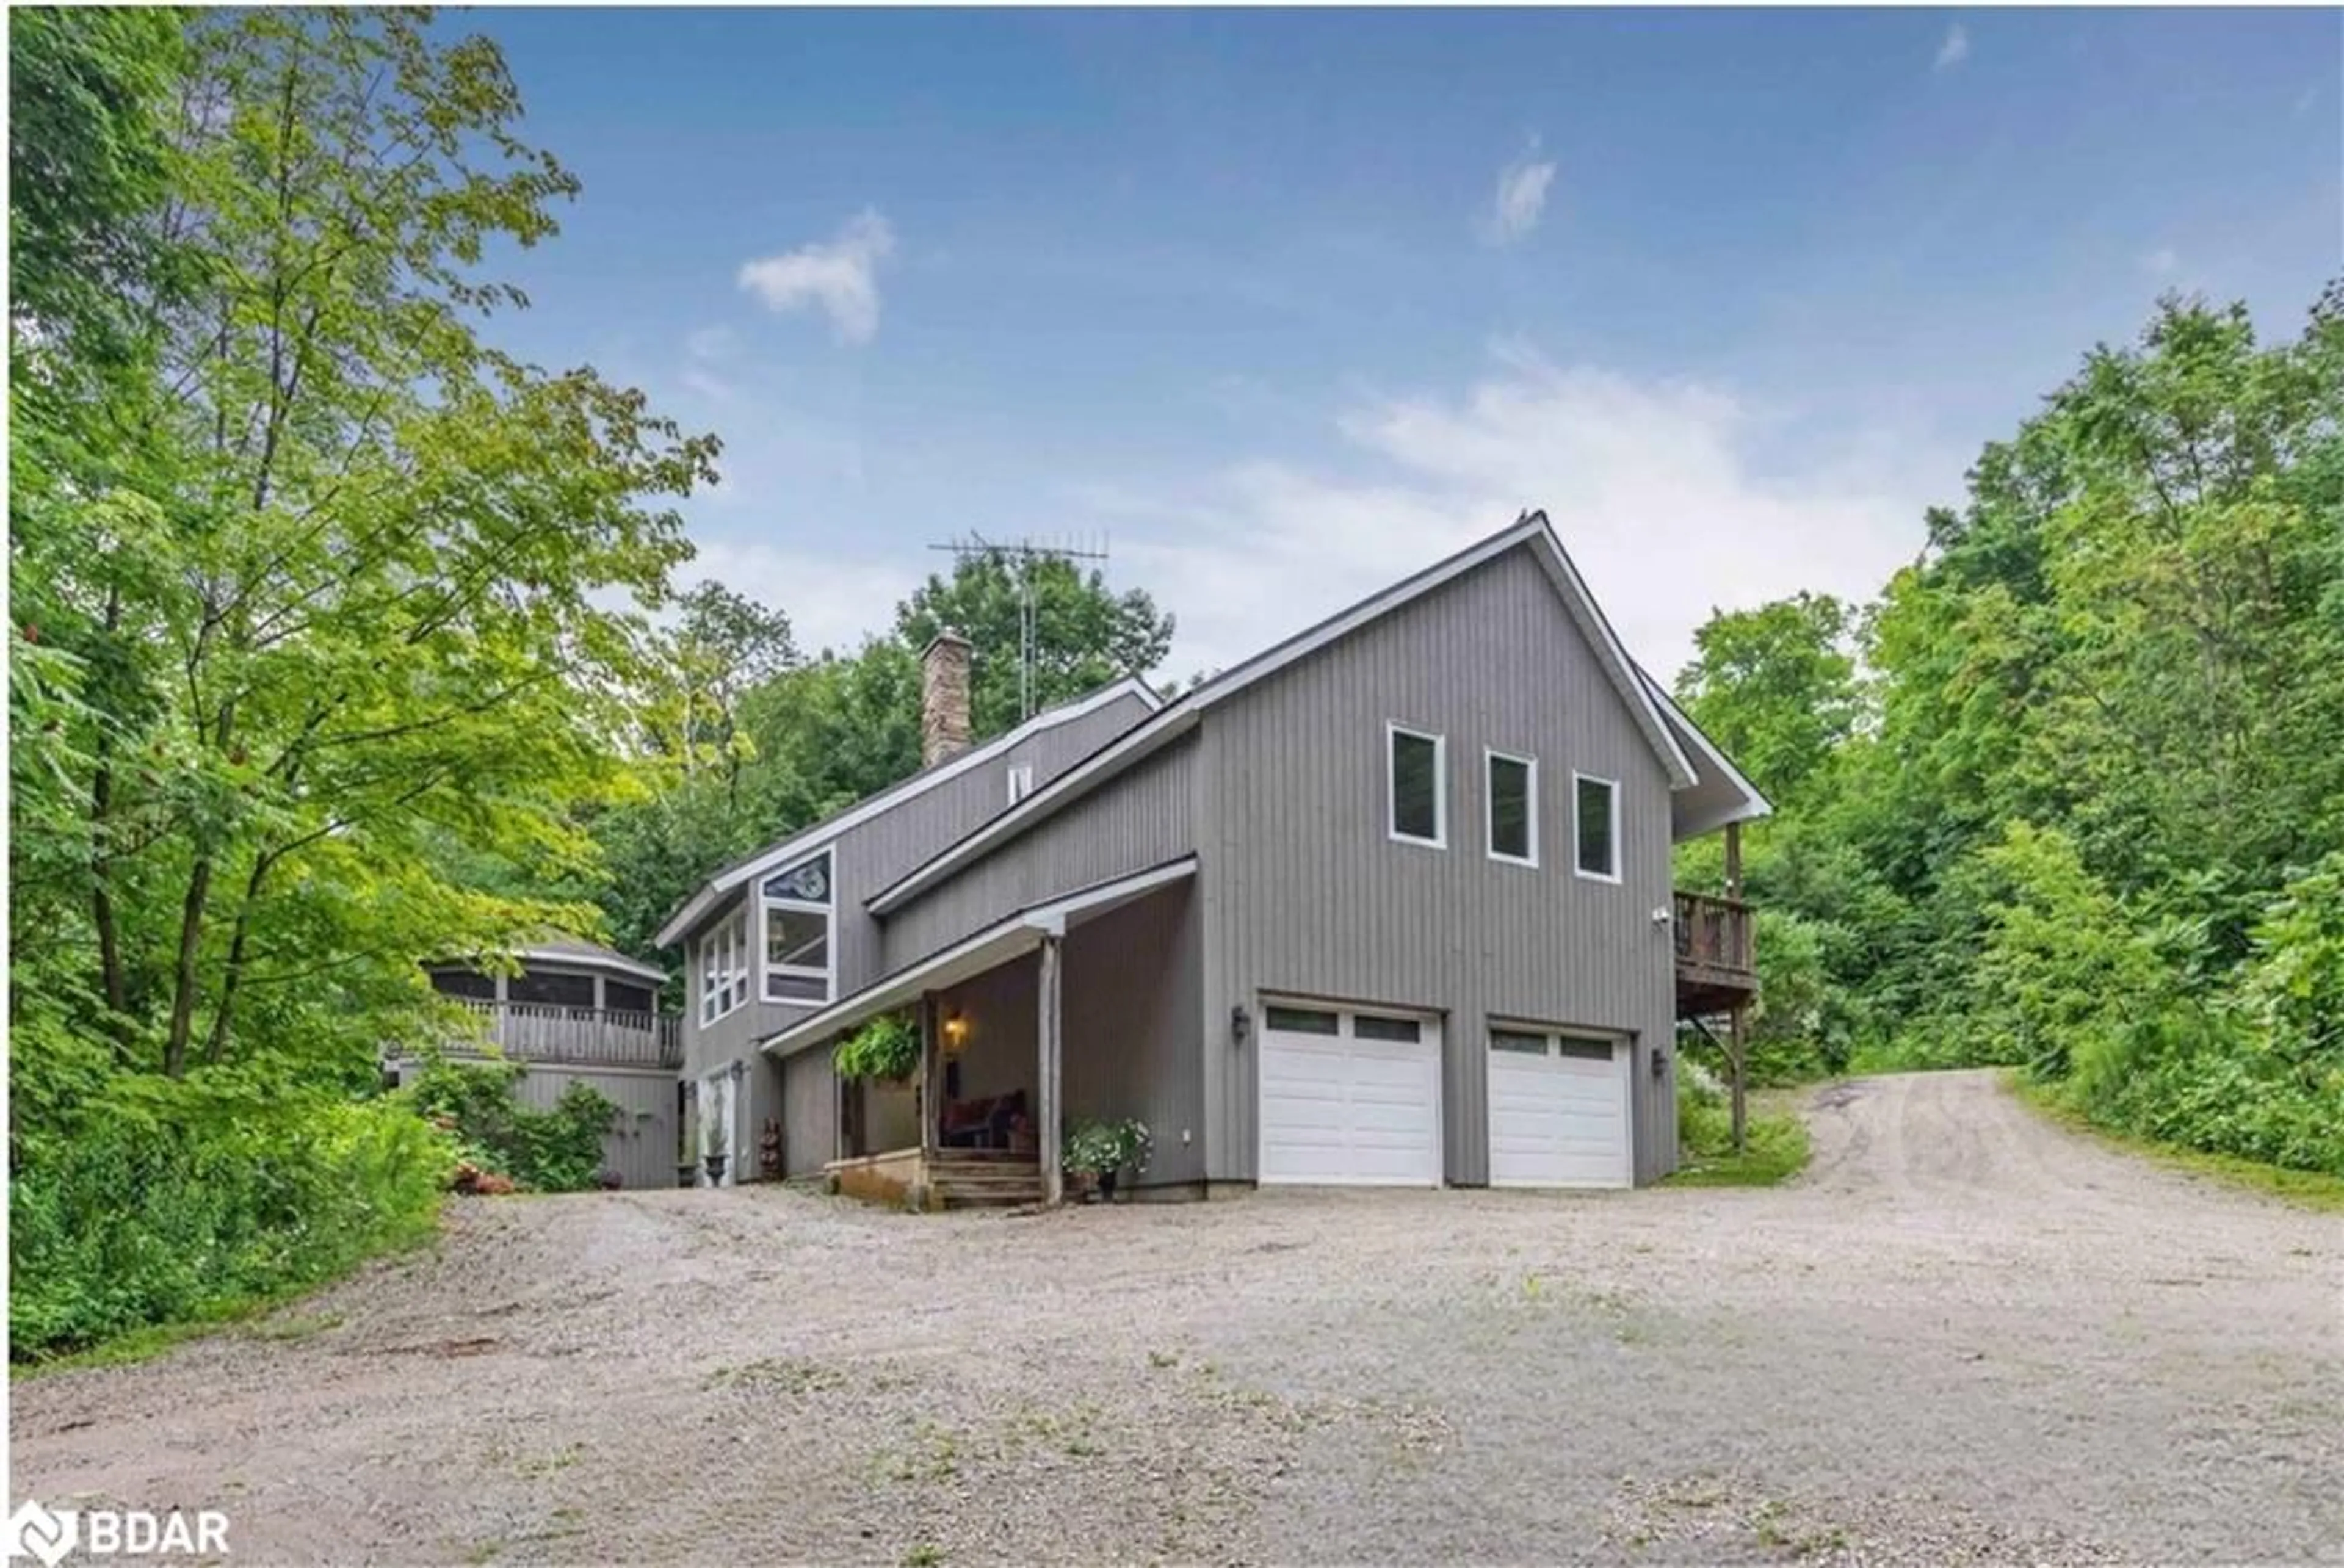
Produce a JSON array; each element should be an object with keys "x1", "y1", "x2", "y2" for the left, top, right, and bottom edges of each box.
[
  {"x1": 910, "y1": 880, "x2": 1205, "y2": 1190},
  {"x1": 1193, "y1": 543, "x2": 1680, "y2": 1186},
  {"x1": 512, "y1": 1063, "x2": 678, "y2": 1193},
  {"x1": 878, "y1": 735, "x2": 1198, "y2": 969},
  {"x1": 780, "y1": 1047, "x2": 835, "y2": 1176}
]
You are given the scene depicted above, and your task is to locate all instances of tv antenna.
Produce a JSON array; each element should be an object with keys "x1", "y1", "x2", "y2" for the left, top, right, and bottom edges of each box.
[{"x1": 925, "y1": 532, "x2": 1112, "y2": 721}]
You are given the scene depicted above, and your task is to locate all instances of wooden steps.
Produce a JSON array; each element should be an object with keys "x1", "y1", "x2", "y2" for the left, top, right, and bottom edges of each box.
[{"x1": 927, "y1": 1151, "x2": 1041, "y2": 1209}]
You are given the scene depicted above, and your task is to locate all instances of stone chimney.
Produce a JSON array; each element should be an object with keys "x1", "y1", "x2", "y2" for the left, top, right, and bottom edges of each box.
[{"x1": 921, "y1": 630, "x2": 973, "y2": 766}]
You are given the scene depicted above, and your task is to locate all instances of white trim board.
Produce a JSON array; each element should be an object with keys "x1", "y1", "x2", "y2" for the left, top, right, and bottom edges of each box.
[
  {"x1": 869, "y1": 512, "x2": 1699, "y2": 916},
  {"x1": 653, "y1": 675, "x2": 1162, "y2": 947}
]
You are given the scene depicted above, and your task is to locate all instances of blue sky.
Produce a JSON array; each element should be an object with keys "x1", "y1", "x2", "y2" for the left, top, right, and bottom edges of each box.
[{"x1": 472, "y1": 8, "x2": 2340, "y2": 681}]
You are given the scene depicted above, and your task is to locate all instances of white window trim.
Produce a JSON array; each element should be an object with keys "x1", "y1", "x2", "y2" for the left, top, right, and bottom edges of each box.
[
  {"x1": 1386, "y1": 722, "x2": 1448, "y2": 850},
  {"x1": 699, "y1": 906, "x2": 750, "y2": 1025},
  {"x1": 1484, "y1": 748, "x2": 1539, "y2": 869},
  {"x1": 760, "y1": 851, "x2": 836, "y2": 1008},
  {"x1": 1572, "y1": 771, "x2": 1622, "y2": 884},
  {"x1": 1006, "y1": 764, "x2": 1035, "y2": 804}
]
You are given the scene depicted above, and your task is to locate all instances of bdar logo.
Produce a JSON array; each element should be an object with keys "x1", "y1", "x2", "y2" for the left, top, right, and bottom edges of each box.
[{"x1": 4, "y1": 1501, "x2": 78, "y2": 1568}]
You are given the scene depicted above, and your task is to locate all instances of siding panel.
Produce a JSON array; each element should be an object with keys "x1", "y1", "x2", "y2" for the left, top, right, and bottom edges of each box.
[
  {"x1": 510, "y1": 1063, "x2": 680, "y2": 1193},
  {"x1": 1197, "y1": 545, "x2": 1679, "y2": 1185},
  {"x1": 880, "y1": 737, "x2": 1197, "y2": 967}
]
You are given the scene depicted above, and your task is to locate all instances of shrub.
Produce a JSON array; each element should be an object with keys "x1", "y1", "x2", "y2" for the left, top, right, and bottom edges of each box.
[
  {"x1": 401, "y1": 1053, "x2": 618, "y2": 1193},
  {"x1": 10, "y1": 1082, "x2": 452, "y2": 1360}
]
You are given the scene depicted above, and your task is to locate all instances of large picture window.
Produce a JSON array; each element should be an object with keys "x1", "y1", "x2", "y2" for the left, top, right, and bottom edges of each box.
[
  {"x1": 1387, "y1": 724, "x2": 1446, "y2": 847},
  {"x1": 700, "y1": 907, "x2": 749, "y2": 1024},
  {"x1": 763, "y1": 851, "x2": 834, "y2": 1005}
]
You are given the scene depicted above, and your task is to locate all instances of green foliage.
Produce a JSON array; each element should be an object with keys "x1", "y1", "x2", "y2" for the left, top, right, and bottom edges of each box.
[
  {"x1": 403, "y1": 1054, "x2": 619, "y2": 1192},
  {"x1": 1673, "y1": 284, "x2": 2344, "y2": 1181},
  {"x1": 10, "y1": 1080, "x2": 451, "y2": 1360},
  {"x1": 896, "y1": 551, "x2": 1174, "y2": 737},
  {"x1": 1061, "y1": 1118, "x2": 1152, "y2": 1179},
  {"x1": 833, "y1": 1014, "x2": 921, "y2": 1083},
  {"x1": 1668, "y1": 1070, "x2": 1810, "y2": 1187},
  {"x1": 8, "y1": 12, "x2": 707, "y2": 1353}
]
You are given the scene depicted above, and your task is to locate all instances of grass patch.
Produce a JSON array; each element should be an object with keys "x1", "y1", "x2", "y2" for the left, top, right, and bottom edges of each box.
[
  {"x1": 2008, "y1": 1072, "x2": 2344, "y2": 1213},
  {"x1": 1664, "y1": 1108, "x2": 1811, "y2": 1188}
]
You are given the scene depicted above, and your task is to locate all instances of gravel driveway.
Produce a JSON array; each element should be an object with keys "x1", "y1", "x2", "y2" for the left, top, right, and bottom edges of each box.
[{"x1": 12, "y1": 1069, "x2": 2340, "y2": 1566}]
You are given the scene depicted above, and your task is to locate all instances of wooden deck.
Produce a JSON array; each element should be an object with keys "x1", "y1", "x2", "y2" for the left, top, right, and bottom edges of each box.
[
  {"x1": 447, "y1": 1000, "x2": 683, "y2": 1069},
  {"x1": 1674, "y1": 889, "x2": 1757, "y2": 1018}
]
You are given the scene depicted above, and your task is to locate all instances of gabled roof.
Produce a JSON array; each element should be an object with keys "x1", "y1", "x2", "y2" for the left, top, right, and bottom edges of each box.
[
  {"x1": 1639, "y1": 671, "x2": 1773, "y2": 841},
  {"x1": 867, "y1": 512, "x2": 1706, "y2": 916},
  {"x1": 651, "y1": 675, "x2": 1162, "y2": 949}
]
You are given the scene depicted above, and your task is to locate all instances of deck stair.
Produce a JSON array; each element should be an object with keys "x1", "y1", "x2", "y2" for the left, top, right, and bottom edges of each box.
[{"x1": 927, "y1": 1150, "x2": 1043, "y2": 1209}]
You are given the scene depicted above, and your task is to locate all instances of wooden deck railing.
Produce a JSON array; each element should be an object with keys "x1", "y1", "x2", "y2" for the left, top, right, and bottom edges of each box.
[
  {"x1": 1673, "y1": 890, "x2": 1755, "y2": 980},
  {"x1": 445, "y1": 1000, "x2": 682, "y2": 1069}
]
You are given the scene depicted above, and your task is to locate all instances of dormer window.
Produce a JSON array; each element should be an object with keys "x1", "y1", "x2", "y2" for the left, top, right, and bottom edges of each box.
[{"x1": 762, "y1": 850, "x2": 833, "y2": 1005}]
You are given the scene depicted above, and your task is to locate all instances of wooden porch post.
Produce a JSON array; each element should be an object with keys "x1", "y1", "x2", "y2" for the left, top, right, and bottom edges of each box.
[
  {"x1": 1038, "y1": 933, "x2": 1063, "y2": 1207},
  {"x1": 919, "y1": 992, "x2": 939, "y2": 1162},
  {"x1": 1724, "y1": 818, "x2": 1748, "y2": 1155}
]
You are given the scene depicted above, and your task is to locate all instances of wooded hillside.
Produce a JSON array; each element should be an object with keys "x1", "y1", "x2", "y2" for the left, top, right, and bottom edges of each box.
[{"x1": 1674, "y1": 288, "x2": 2344, "y2": 1175}]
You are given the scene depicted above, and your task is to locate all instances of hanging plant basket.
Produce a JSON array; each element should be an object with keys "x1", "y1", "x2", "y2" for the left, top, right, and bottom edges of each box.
[{"x1": 834, "y1": 1013, "x2": 922, "y2": 1084}]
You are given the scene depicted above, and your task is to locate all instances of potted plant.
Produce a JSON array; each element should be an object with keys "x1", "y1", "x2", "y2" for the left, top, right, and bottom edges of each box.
[
  {"x1": 833, "y1": 1013, "x2": 921, "y2": 1085},
  {"x1": 1062, "y1": 1119, "x2": 1118, "y2": 1202},
  {"x1": 703, "y1": 1119, "x2": 729, "y2": 1185},
  {"x1": 1109, "y1": 1118, "x2": 1152, "y2": 1199}
]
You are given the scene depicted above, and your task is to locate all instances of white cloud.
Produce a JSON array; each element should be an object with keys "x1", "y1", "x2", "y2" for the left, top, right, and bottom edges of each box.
[
  {"x1": 686, "y1": 325, "x2": 737, "y2": 363},
  {"x1": 2140, "y1": 247, "x2": 2180, "y2": 277},
  {"x1": 1933, "y1": 24, "x2": 1970, "y2": 71},
  {"x1": 737, "y1": 209, "x2": 897, "y2": 344},
  {"x1": 1481, "y1": 139, "x2": 1557, "y2": 247},
  {"x1": 1088, "y1": 348, "x2": 1950, "y2": 685},
  {"x1": 681, "y1": 537, "x2": 917, "y2": 660}
]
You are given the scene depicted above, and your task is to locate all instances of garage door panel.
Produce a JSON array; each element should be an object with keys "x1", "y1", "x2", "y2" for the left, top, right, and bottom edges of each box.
[
  {"x1": 1488, "y1": 1035, "x2": 1630, "y2": 1189},
  {"x1": 1259, "y1": 1006, "x2": 1442, "y2": 1187}
]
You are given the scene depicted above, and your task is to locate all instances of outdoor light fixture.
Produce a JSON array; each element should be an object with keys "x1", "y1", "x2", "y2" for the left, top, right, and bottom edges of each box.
[
  {"x1": 1231, "y1": 1005, "x2": 1250, "y2": 1047},
  {"x1": 942, "y1": 1010, "x2": 969, "y2": 1055}
]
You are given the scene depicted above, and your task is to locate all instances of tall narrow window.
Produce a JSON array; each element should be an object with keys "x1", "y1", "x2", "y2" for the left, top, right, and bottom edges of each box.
[
  {"x1": 763, "y1": 851, "x2": 833, "y2": 1005},
  {"x1": 1388, "y1": 724, "x2": 1446, "y2": 847},
  {"x1": 700, "y1": 906, "x2": 748, "y2": 1024},
  {"x1": 1574, "y1": 774, "x2": 1619, "y2": 881},
  {"x1": 1486, "y1": 750, "x2": 1537, "y2": 867}
]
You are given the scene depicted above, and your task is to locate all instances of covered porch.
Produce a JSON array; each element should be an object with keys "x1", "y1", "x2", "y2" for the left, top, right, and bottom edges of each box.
[{"x1": 764, "y1": 858, "x2": 1200, "y2": 1209}]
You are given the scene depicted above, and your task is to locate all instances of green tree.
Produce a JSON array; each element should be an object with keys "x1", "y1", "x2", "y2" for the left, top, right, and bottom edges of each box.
[
  {"x1": 1674, "y1": 591, "x2": 1859, "y2": 809},
  {"x1": 895, "y1": 549, "x2": 1173, "y2": 736},
  {"x1": 10, "y1": 9, "x2": 715, "y2": 1093}
]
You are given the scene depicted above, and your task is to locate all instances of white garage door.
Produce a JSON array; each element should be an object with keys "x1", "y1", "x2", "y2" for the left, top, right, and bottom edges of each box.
[
  {"x1": 1258, "y1": 1001, "x2": 1442, "y2": 1186},
  {"x1": 1488, "y1": 1028, "x2": 1632, "y2": 1188}
]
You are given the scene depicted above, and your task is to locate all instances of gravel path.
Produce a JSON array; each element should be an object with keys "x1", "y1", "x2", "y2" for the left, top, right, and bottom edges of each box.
[{"x1": 13, "y1": 1070, "x2": 2340, "y2": 1566}]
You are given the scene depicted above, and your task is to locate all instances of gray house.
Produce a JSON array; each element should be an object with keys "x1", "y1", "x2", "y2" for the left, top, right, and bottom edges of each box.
[{"x1": 656, "y1": 511, "x2": 1765, "y2": 1204}]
